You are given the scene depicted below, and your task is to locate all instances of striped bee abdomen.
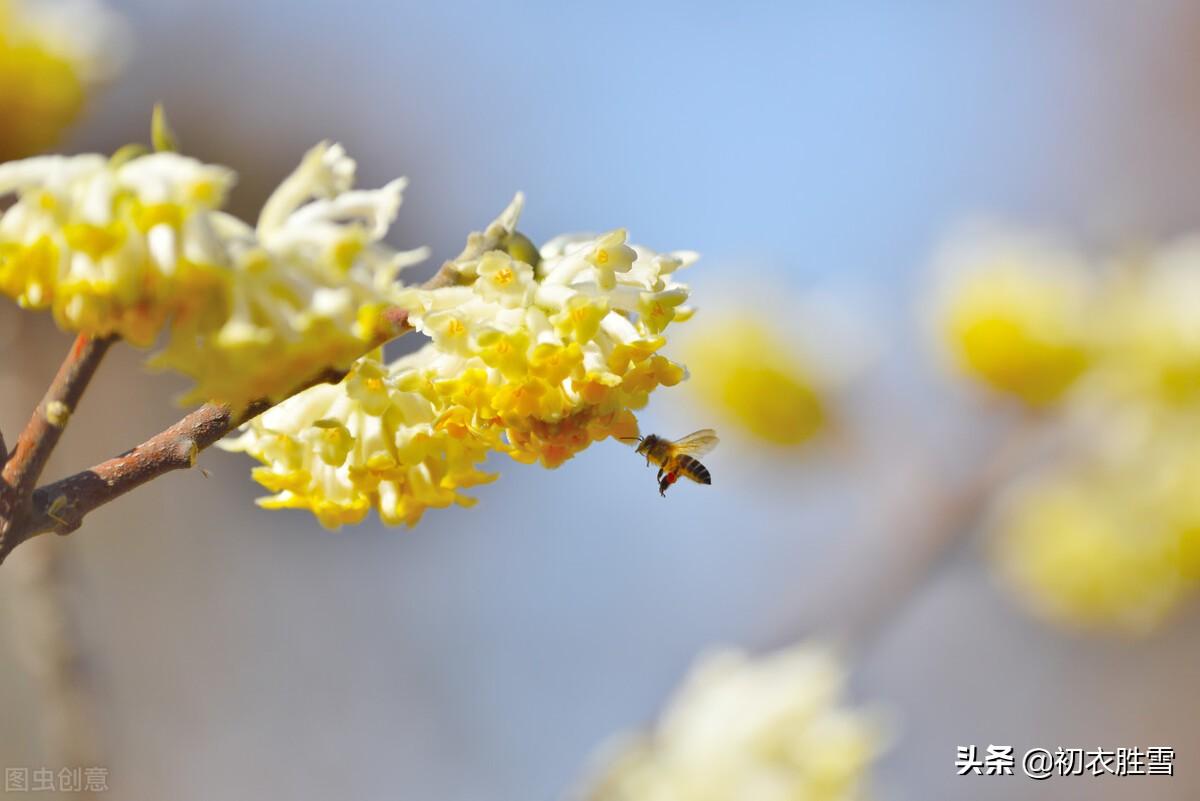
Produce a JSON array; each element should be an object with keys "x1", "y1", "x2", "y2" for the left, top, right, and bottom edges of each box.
[{"x1": 675, "y1": 455, "x2": 711, "y2": 485}]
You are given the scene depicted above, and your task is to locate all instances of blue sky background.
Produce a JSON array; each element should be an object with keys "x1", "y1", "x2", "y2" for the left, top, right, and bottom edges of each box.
[{"x1": 1, "y1": 2, "x2": 1199, "y2": 799}]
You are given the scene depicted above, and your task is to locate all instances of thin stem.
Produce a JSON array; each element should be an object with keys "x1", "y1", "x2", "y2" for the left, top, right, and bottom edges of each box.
[
  {"x1": 0, "y1": 260, "x2": 455, "y2": 564},
  {"x1": 0, "y1": 334, "x2": 115, "y2": 563},
  {"x1": 2, "y1": 334, "x2": 116, "y2": 500},
  {"x1": 837, "y1": 415, "x2": 1044, "y2": 658}
]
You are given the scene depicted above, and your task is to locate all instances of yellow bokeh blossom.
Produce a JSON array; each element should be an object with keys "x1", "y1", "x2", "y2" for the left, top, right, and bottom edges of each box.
[
  {"x1": 683, "y1": 313, "x2": 829, "y2": 447},
  {"x1": 581, "y1": 643, "x2": 885, "y2": 801},
  {"x1": 0, "y1": 137, "x2": 427, "y2": 409},
  {"x1": 1091, "y1": 238, "x2": 1200, "y2": 409},
  {"x1": 0, "y1": 0, "x2": 127, "y2": 160},
  {"x1": 223, "y1": 195, "x2": 695, "y2": 527},
  {"x1": 991, "y1": 467, "x2": 1191, "y2": 634},
  {"x1": 933, "y1": 228, "x2": 1093, "y2": 407}
]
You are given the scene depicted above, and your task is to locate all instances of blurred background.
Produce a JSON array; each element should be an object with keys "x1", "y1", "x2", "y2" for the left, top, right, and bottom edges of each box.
[{"x1": 3, "y1": 1, "x2": 1200, "y2": 798}]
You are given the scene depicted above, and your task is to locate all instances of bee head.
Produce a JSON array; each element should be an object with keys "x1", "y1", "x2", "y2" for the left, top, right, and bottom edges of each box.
[
  {"x1": 635, "y1": 434, "x2": 656, "y2": 456},
  {"x1": 619, "y1": 433, "x2": 648, "y2": 454}
]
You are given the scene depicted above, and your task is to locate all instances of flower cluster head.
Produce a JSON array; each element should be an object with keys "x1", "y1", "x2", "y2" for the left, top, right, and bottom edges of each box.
[
  {"x1": 221, "y1": 348, "x2": 496, "y2": 529},
  {"x1": 992, "y1": 466, "x2": 1192, "y2": 634},
  {"x1": 222, "y1": 195, "x2": 696, "y2": 527},
  {"x1": 935, "y1": 226, "x2": 1200, "y2": 631},
  {"x1": 679, "y1": 288, "x2": 873, "y2": 448},
  {"x1": 581, "y1": 643, "x2": 885, "y2": 801},
  {"x1": 931, "y1": 227, "x2": 1093, "y2": 408},
  {"x1": 0, "y1": 0, "x2": 128, "y2": 159},
  {"x1": 0, "y1": 123, "x2": 426, "y2": 409}
]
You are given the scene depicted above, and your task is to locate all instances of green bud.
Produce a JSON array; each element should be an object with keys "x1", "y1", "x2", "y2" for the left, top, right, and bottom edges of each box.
[
  {"x1": 501, "y1": 230, "x2": 541, "y2": 268},
  {"x1": 151, "y1": 103, "x2": 178, "y2": 153}
]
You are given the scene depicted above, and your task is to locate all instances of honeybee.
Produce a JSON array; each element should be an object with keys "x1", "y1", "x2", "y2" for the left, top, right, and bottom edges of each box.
[{"x1": 626, "y1": 429, "x2": 719, "y2": 496}]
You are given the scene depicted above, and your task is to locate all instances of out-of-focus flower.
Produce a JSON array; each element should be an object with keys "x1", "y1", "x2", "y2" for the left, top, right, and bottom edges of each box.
[
  {"x1": 1090, "y1": 239, "x2": 1200, "y2": 409},
  {"x1": 0, "y1": 135, "x2": 427, "y2": 409},
  {"x1": 931, "y1": 228, "x2": 1093, "y2": 407},
  {"x1": 220, "y1": 349, "x2": 495, "y2": 529},
  {"x1": 581, "y1": 643, "x2": 885, "y2": 801},
  {"x1": 683, "y1": 313, "x2": 827, "y2": 446},
  {"x1": 991, "y1": 467, "x2": 1190, "y2": 634},
  {"x1": 0, "y1": 0, "x2": 128, "y2": 160},
  {"x1": 933, "y1": 228, "x2": 1200, "y2": 632},
  {"x1": 224, "y1": 196, "x2": 696, "y2": 527},
  {"x1": 680, "y1": 288, "x2": 873, "y2": 447}
]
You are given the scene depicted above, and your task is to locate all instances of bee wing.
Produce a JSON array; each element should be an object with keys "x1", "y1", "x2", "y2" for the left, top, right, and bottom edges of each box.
[{"x1": 672, "y1": 429, "x2": 719, "y2": 457}]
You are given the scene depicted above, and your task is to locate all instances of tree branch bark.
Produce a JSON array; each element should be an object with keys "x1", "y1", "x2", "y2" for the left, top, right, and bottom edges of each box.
[
  {"x1": 2, "y1": 334, "x2": 115, "y2": 499},
  {"x1": 0, "y1": 261, "x2": 455, "y2": 565},
  {"x1": 0, "y1": 334, "x2": 115, "y2": 564}
]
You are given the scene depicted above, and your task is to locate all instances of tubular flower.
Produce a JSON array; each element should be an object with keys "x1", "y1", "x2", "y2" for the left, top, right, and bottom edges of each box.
[
  {"x1": 0, "y1": 139, "x2": 427, "y2": 409},
  {"x1": 151, "y1": 142, "x2": 427, "y2": 407},
  {"x1": 932, "y1": 228, "x2": 1093, "y2": 407},
  {"x1": 0, "y1": 0, "x2": 127, "y2": 159},
  {"x1": 400, "y1": 195, "x2": 694, "y2": 468},
  {"x1": 223, "y1": 196, "x2": 697, "y2": 527},
  {"x1": 220, "y1": 348, "x2": 496, "y2": 530},
  {"x1": 581, "y1": 644, "x2": 885, "y2": 801}
]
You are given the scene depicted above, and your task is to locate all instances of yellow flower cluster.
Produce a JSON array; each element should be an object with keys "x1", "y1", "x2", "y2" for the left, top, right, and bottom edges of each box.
[
  {"x1": 932, "y1": 228, "x2": 1092, "y2": 407},
  {"x1": 581, "y1": 644, "x2": 885, "y2": 801},
  {"x1": 0, "y1": 137, "x2": 426, "y2": 409},
  {"x1": 992, "y1": 466, "x2": 1191, "y2": 634},
  {"x1": 221, "y1": 349, "x2": 495, "y2": 529},
  {"x1": 223, "y1": 196, "x2": 695, "y2": 527},
  {"x1": 0, "y1": 0, "x2": 126, "y2": 160},
  {"x1": 938, "y1": 228, "x2": 1200, "y2": 630},
  {"x1": 682, "y1": 312, "x2": 827, "y2": 447}
]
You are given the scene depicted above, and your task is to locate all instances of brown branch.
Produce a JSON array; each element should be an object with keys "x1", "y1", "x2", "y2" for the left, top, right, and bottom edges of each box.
[
  {"x1": 0, "y1": 261, "x2": 456, "y2": 563},
  {"x1": 0, "y1": 334, "x2": 115, "y2": 563},
  {"x1": 2, "y1": 333, "x2": 115, "y2": 499}
]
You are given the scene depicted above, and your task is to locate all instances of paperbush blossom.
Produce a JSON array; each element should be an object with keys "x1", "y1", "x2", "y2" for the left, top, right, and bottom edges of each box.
[
  {"x1": 221, "y1": 195, "x2": 696, "y2": 527},
  {"x1": 581, "y1": 644, "x2": 885, "y2": 801},
  {"x1": 679, "y1": 289, "x2": 872, "y2": 448},
  {"x1": 992, "y1": 468, "x2": 1190, "y2": 634},
  {"x1": 0, "y1": 0, "x2": 127, "y2": 159},
  {"x1": 0, "y1": 138, "x2": 427, "y2": 409},
  {"x1": 221, "y1": 348, "x2": 496, "y2": 529},
  {"x1": 936, "y1": 227, "x2": 1200, "y2": 631},
  {"x1": 931, "y1": 228, "x2": 1093, "y2": 407}
]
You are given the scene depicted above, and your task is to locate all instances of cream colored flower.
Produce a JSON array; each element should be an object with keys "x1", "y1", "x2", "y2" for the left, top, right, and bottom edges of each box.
[
  {"x1": 0, "y1": 0, "x2": 128, "y2": 159},
  {"x1": 398, "y1": 195, "x2": 694, "y2": 468},
  {"x1": 0, "y1": 135, "x2": 427, "y2": 409},
  {"x1": 581, "y1": 643, "x2": 885, "y2": 801},
  {"x1": 225, "y1": 196, "x2": 698, "y2": 527},
  {"x1": 152, "y1": 141, "x2": 428, "y2": 407},
  {"x1": 220, "y1": 348, "x2": 495, "y2": 529}
]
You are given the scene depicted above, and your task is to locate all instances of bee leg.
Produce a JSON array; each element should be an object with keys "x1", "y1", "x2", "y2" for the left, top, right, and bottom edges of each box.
[
  {"x1": 658, "y1": 472, "x2": 677, "y2": 497},
  {"x1": 656, "y1": 467, "x2": 664, "y2": 481}
]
